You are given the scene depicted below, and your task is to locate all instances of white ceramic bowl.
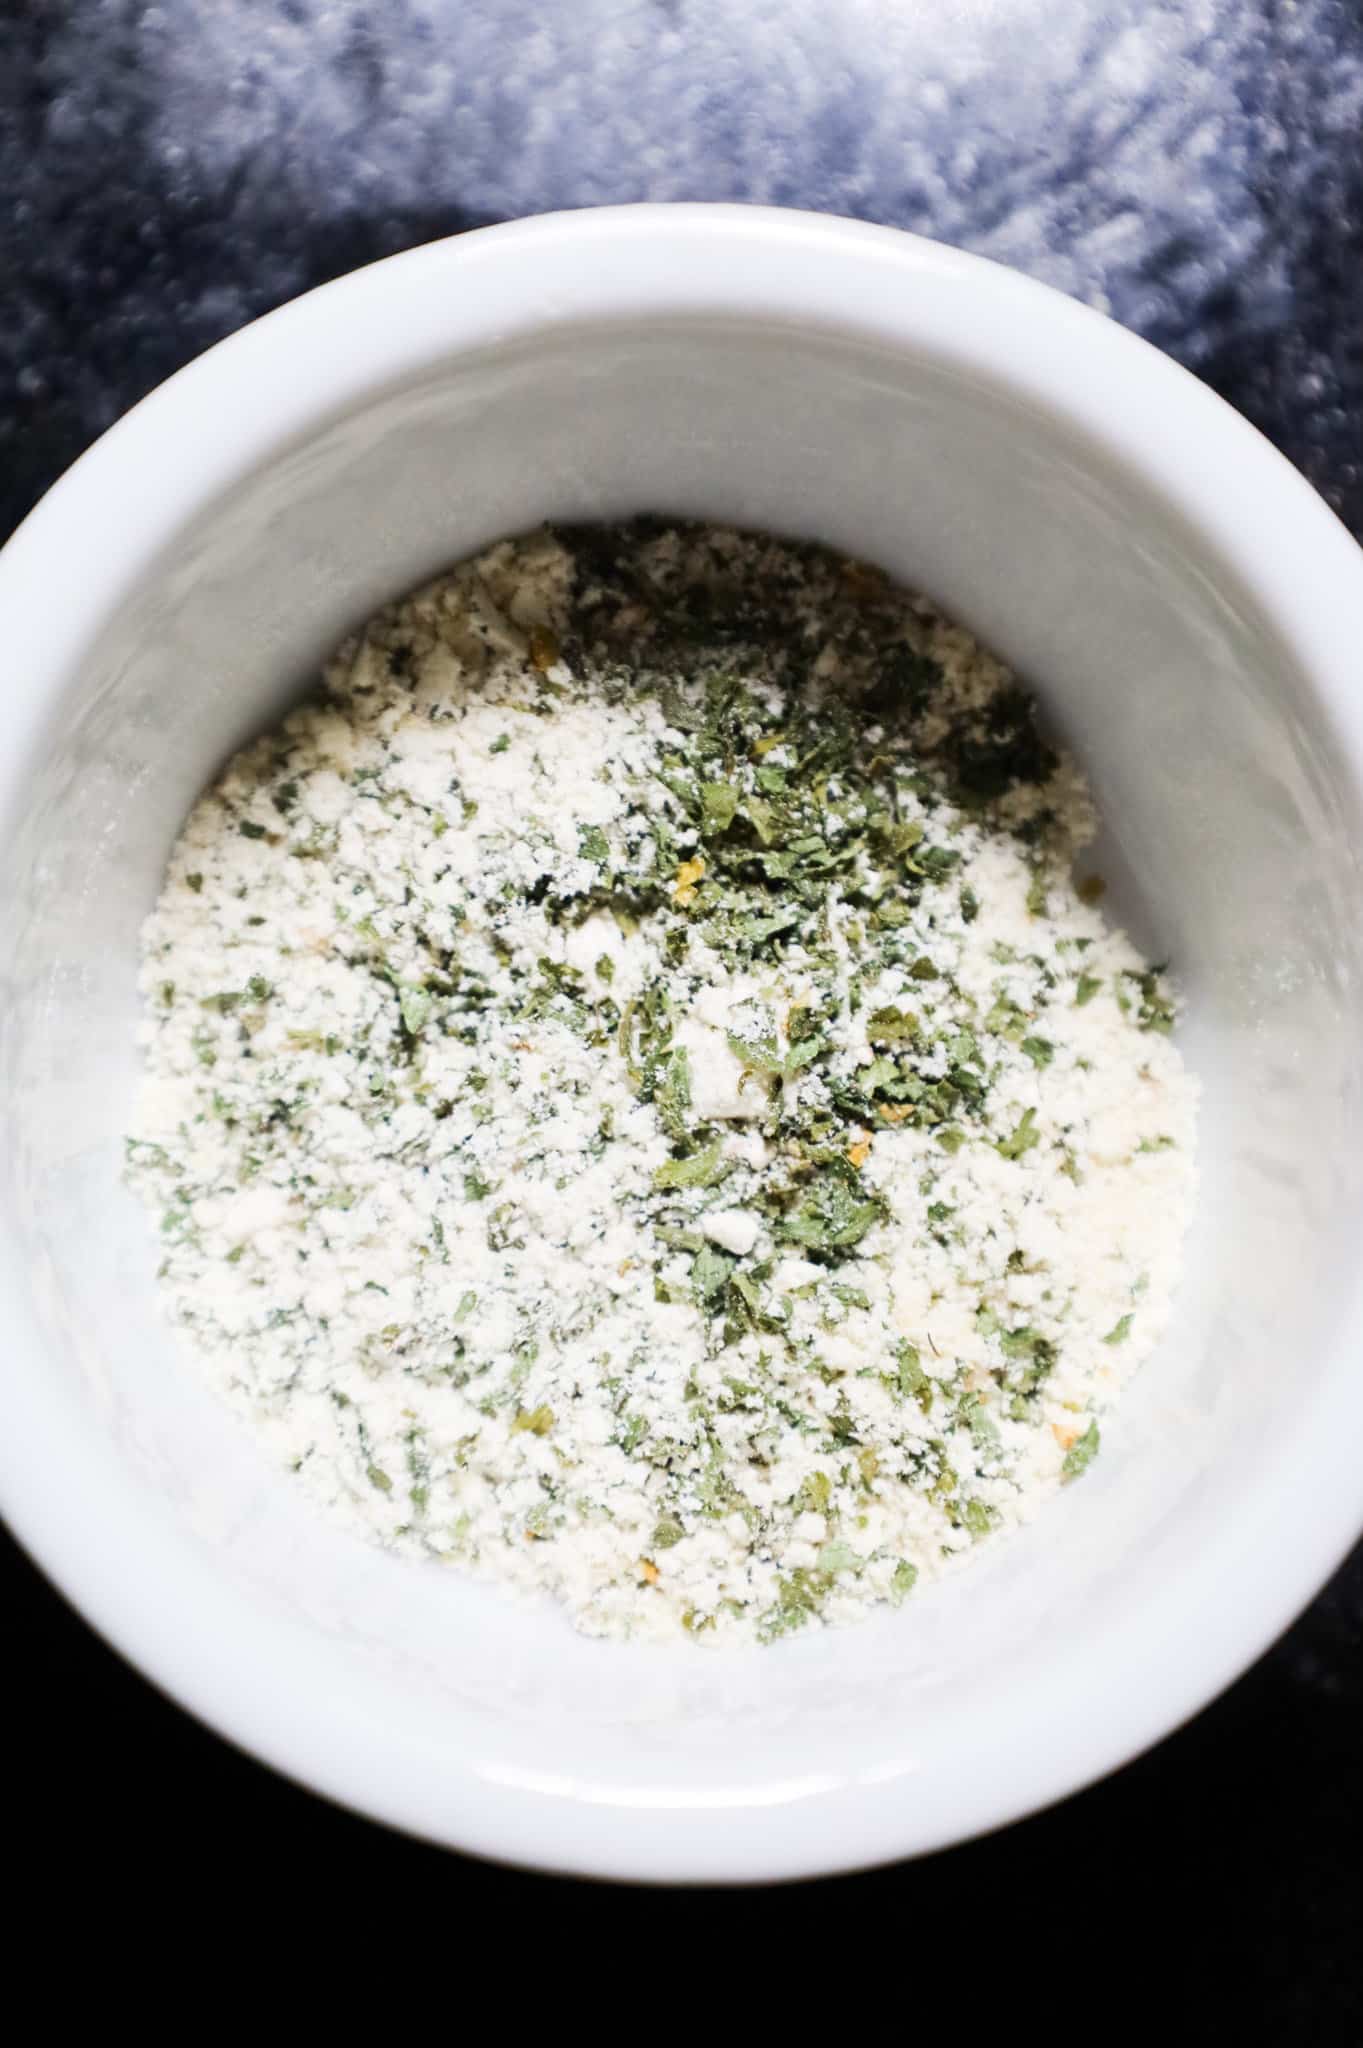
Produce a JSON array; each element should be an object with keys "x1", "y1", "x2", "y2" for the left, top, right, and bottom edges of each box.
[{"x1": 4, "y1": 205, "x2": 1363, "y2": 1883}]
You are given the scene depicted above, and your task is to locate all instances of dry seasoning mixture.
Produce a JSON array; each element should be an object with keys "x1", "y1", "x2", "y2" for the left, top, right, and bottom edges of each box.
[{"x1": 127, "y1": 523, "x2": 1197, "y2": 1644}]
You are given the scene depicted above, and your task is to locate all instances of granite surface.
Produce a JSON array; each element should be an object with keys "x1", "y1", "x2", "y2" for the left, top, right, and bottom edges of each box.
[{"x1": 2, "y1": 0, "x2": 1360, "y2": 1998}]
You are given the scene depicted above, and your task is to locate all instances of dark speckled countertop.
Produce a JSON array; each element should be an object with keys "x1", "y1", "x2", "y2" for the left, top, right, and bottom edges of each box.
[{"x1": 2, "y1": 0, "x2": 1360, "y2": 2012}]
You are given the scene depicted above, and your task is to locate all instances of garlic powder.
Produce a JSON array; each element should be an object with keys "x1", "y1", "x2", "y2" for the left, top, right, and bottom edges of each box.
[{"x1": 126, "y1": 522, "x2": 1197, "y2": 1643}]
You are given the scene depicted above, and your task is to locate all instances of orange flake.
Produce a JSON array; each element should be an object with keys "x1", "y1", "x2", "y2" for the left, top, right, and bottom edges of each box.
[
  {"x1": 878, "y1": 1103, "x2": 914, "y2": 1125},
  {"x1": 673, "y1": 855, "x2": 706, "y2": 906},
  {"x1": 640, "y1": 1558, "x2": 660, "y2": 1586},
  {"x1": 528, "y1": 625, "x2": 560, "y2": 673},
  {"x1": 847, "y1": 1138, "x2": 872, "y2": 1169},
  {"x1": 1052, "y1": 1423, "x2": 1079, "y2": 1451}
]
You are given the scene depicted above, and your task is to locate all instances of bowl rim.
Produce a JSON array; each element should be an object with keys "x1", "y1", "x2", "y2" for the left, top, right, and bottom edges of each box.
[{"x1": 4, "y1": 202, "x2": 1363, "y2": 1883}]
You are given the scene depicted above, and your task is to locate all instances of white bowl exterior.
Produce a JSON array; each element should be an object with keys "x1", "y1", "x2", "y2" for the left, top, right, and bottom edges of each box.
[{"x1": 3, "y1": 207, "x2": 1363, "y2": 1880}]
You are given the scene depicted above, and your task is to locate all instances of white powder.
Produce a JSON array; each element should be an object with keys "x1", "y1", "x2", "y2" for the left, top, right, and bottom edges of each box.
[{"x1": 127, "y1": 524, "x2": 1197, "y2": 1644}]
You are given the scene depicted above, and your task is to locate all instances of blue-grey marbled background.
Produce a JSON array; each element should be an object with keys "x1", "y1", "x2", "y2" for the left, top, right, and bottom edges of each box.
[
  {"x1": 2, "y1": 0, "x2": 1361, "y2": 2005},
  {"x1": 4, "y1": 0, "x2": 1363, "y2": 536}
]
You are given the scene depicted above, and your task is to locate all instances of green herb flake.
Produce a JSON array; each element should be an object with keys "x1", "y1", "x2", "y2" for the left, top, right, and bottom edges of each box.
[
  {"x1": 691, "y1": 1242, "x2": 737, "y2": 1307},
  {"x1": 654, "y1": 1046, "x2": 692, "y2": 1139},
  {"x1": 865, "y1": 1005, "x2": 919, "y2": 1045},
  {"x1": 724, "y1": 1026, "x2": 783, "y2": 1075},
  {"x1": 1062, "y1": 1420, "x2": 1100, "y2": 1480},
  {"x1": 512, "y1": 1404, "x2": 554, "y2": 1436},
  {"x1": 780, "y1": 1174, "x2": 884, "y2": 1255},
  {"x1": 1125, "y1": 967, "x2": 1177, "y2": 1034},
  {"x1": 653, "y1": 1139, "x2": 733, "y2": 1192},
  {"x1": 817, "y1": 1539, "x2": 860, "y2": 1575},
  {"x1": 800, "y1": 1471, "x2": 832, "y2": 1514},
  {"x1": 895, "y1": 1340, "x2": 933, "y2": 1414},
  {"x1": 700, "y1": 781, "x2": 741, "y2": 835},
  {"x1": 959, "y1": 1497, "x2": 997, "y2": 1541},
  {"x1": 758, "y1": 1567, "x2": 833, "y2": 1643},
  {"x1": 399, "y1": 984, "x2": 431, "y2": 1035},
  {"x1": 995, "y1": 1107, "x2": 1040, "y2": 1161}
]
